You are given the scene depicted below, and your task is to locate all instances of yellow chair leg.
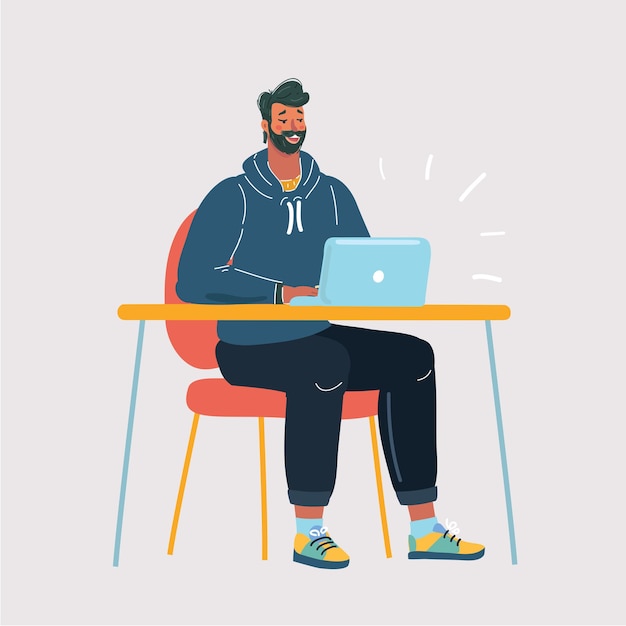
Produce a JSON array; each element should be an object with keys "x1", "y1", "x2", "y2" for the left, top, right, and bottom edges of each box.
[
  {"x1": 168, "y1": 412, "x2": 200, "y2": 555},
  {"x1": 369, "y1": 415, "x2": 392, "y2": 558},
  {"x1": 258, "y1": 417, "x2": 268, "y2": 560}
]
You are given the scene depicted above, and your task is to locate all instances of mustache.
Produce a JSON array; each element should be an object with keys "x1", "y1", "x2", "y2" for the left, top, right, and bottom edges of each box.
[{"x1": 279, "y1": 130, "x2": 306, "y2": 137}]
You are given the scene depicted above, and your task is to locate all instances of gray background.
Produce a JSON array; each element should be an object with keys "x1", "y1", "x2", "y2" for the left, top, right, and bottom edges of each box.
[{"x1": 2, "y1": 0, "x2": 625, "y2": 624}]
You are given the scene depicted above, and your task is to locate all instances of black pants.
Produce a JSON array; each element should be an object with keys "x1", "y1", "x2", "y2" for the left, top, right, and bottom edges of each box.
[{"x1": 216, "y1": 324, "x2": 437, "y2": 507}]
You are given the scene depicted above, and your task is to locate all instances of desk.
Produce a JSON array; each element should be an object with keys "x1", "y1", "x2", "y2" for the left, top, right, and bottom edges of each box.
[{"x1": 114, "y1": 304, "x2": 517, "y2": 565}]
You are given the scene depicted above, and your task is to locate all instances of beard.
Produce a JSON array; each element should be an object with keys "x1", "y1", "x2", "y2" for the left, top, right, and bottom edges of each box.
[{"x1": 268, "y1": 128, "x2": 307, "y2": 155}]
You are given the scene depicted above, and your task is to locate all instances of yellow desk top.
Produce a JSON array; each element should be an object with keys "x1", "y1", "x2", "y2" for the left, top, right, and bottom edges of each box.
[{"x1": 118, "y1": 303, "x2": 511, "y2": 321}]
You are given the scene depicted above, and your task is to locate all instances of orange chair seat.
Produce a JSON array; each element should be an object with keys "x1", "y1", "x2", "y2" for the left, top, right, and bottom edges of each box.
[{"x1": 187, "y1": 377, "x2": 379, "y2": 420}]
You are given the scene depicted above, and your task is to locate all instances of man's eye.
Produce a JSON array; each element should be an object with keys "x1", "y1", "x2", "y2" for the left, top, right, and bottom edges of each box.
[
  {"x1": 297, "y1": 119, "x2": 303, "y2": 122},
  {"x1": 279, "y1": 119, "x2": 287, "y2": 124}
]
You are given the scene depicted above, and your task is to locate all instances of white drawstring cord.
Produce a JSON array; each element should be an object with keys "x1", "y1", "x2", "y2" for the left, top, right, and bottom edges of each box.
[
  {"x1": 285, "y1": 200, "x2": 304, "y2": 235},
  {"x1": 295, "y1": 199, "x2": 303, "y2": 232},
  {"x1": 285, "y1": 201, "x2": 295, "y2": 235}
]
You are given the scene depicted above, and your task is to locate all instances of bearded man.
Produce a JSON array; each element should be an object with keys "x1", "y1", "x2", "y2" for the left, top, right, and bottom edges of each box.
[{"x1": 176, "y1": 78, "x2": 485, "y2": 569}]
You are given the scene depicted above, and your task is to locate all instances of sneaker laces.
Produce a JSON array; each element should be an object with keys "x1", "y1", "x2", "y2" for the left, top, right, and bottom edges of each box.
[
  {"x1": 308, "y1": 525, "x2": 339, "y2": 555},
  {"x1": 434, "y1": 520, "x2": 463, "y2": 546},
  {"x1": 444, "y1": 518, "x2": 461, "y2": 536}
]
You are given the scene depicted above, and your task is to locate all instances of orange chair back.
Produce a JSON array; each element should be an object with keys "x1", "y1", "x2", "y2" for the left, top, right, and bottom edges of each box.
[{"x1": 165, "y1": 210, "x2": 219, "y2": 370}]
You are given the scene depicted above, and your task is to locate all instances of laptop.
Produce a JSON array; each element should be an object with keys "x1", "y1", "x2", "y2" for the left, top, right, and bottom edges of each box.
[{"x1": 289, "y1": 237, "x2": 431, "y2": 306}]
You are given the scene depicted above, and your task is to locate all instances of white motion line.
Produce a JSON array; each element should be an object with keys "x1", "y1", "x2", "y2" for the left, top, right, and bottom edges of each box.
[
  {"x1": 379, "y1": 157, "x2": 386, "y2": 181},
  {"x1": 459, "y1": 172, "x2": 487, "y2": 202},
  {"x1": 425, "y1": 154, "x2": 433, "y2": 181},
  {"x1": 472, "y1": 274, "x2": 503, "y2": 283}
]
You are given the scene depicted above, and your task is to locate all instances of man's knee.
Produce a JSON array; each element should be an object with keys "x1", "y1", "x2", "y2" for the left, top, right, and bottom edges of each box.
[
  {"x1": 292, "y1": 340, "x2": 351, "y2": 393},
  {"x1": 414, "y1": 337, "x2": 434, "y2": 381},
  {"x1": 394, "y1": 334, "x2": 435, "y2": 382}
]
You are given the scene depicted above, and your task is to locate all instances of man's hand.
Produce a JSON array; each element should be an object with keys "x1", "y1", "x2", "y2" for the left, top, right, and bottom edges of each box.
[{"x1": 282, "y1": 285, "x2": 318, "y2": 303}]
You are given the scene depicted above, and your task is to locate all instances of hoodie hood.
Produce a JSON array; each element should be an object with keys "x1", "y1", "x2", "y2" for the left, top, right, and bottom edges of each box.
[
  {"x1": 242, "y1": 149, "x2": 322, "y2": 235},
  {"x1": 242, "y1": 149, "x2": 321, "y2": 201}
]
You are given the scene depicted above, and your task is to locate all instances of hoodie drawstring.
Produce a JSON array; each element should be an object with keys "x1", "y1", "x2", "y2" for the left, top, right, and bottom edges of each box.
[{"x1": 285, "y1": 198, "x2": 303, "y2": 235}]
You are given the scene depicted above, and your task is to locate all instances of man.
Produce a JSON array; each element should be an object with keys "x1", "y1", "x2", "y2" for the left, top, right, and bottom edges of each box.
[{"x1": 177, "y1": 78, "x2": 485, "y2": 569}]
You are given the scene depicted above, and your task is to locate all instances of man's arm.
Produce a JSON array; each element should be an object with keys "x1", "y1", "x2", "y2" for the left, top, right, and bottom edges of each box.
[
  {"x1": 282, "y1": 285, "x2": 318, "y2": 303},
  {"x1": 327, "y1": 176, "x2": 370, "y2": 237},
  {"x1": 176, "y1": 178, "x2": 283, "y2": 304}
]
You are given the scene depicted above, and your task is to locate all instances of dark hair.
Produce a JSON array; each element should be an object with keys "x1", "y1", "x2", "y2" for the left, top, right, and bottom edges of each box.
[{"x1": 257, "y1": 78, "x2": 310, "y2": 143}]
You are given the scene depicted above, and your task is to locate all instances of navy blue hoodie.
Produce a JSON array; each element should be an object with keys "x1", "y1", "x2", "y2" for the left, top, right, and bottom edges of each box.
[{"x1": 176, "y1": 149, "x2": 369, "y2": 345}]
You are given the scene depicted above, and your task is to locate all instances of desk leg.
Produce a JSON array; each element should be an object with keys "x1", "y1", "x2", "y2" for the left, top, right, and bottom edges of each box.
[
  {"x1": 485, "y1": 320, "x2": 518, "y2": 565},
  {"x1": 113, "y1": 319, "x2": 145, "y2": 567}
]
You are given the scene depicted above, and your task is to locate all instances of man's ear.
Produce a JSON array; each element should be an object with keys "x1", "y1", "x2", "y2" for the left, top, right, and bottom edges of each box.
[{"x1": 261, "y1": 119, "x2": 269, "y2": 133}]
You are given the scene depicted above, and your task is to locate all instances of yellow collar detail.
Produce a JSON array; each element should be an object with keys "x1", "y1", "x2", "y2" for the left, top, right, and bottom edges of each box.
[{"x1": 280, "y1": 175, "x2": 301, "y2": 192}]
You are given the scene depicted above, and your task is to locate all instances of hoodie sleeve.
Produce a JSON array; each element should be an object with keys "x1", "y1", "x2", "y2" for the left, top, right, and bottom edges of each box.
[
  {"x1": 176, "y1": 178, "x2": 280, "y2": 304},
  {"x1": 326, "y1": 176, "x2": 370, "y2": 237}
]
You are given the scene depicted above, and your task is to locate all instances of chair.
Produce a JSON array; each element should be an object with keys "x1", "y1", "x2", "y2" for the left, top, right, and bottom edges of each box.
[{"x1": 165, "y1": 211, "x2": 392, "y2": 560}]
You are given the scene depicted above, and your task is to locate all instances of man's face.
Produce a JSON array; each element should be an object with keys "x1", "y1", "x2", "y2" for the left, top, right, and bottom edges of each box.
[{"x1": 262, "y1": 103, "x2": 307, "y2": 154}]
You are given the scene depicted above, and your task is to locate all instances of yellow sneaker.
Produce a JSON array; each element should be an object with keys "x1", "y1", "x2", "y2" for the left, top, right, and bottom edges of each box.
[
  {"x1": 293, "y1": 526, "x2": 350, "y2": 569},
  {"x1": 409, "y1": 523, "x2": 485, "y2": 560}
]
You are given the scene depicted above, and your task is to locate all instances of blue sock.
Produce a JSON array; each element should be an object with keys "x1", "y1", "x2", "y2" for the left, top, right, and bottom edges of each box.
[
  {"x1": 410, "y1": 516, "x2": 438, "y2": 538},
  {"x1": 296, "y1": 517, "x2": 324, "y2": 536}
]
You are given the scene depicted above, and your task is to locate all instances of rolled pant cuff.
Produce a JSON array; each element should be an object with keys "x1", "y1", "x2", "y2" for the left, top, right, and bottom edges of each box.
[
  {"x1": 288, "y1": 489, "x2": 332, "y2": 507},
  {"x1": 396, "y1": 486, "x2": 438, "y2": 506}
]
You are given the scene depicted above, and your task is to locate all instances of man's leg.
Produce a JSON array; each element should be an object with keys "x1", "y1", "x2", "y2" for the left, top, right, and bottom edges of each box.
[
  {"x1": 318, "y1": 324, "x2": 485, "y2": 561},
  {"x1": 215, "y1": 334, "x2": 351, "y2": 568},
  {"x1": 318, "y1": 324, "x2": 437, "y2": 500}
]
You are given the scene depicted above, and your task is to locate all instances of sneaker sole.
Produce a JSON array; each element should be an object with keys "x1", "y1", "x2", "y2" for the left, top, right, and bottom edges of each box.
[
  {"x1": 408, "y1": 548, "x2": 485, "y2": 561},
  {"x1": 293, "y1": 550, "x2": 350, "y2": 569}
]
